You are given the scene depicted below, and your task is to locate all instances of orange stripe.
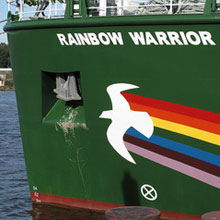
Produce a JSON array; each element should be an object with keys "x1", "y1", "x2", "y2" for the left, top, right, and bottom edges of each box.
[
  {"x1": 130, "y1": 102, "x2": 220, "y2": 136},
  {"x1": 122, "y1": 92, "x2": 220, "y2": 124}
]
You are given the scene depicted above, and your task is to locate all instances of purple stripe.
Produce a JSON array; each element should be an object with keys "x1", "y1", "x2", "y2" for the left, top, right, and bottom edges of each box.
[{"x1": 125, "y1": 141, "x2": 220, "y2": 189}]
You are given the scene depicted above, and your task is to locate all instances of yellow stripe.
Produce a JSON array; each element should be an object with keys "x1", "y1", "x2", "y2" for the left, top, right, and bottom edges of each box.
[{"x1": 152, "y1": 117, "x2": 220, "y2": 146}]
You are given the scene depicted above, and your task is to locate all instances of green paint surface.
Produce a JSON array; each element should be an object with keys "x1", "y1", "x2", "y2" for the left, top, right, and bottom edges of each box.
[{"x1": 5, "y1": 16, "x2": 220, "y2": 215}]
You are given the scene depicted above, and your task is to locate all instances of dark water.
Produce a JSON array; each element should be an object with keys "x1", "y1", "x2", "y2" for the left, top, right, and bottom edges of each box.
[
  {"x1": 0, "y1": 91, "x2": 32, "y2": 219},
  {"x1": 0, "y1": 91, "x2": 106, "y2": 220}
]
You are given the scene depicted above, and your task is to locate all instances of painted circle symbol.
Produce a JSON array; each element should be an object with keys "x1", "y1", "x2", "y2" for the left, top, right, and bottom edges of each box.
[{"x1": 141, "y1": 184, "x2": 157, "y2": 201}]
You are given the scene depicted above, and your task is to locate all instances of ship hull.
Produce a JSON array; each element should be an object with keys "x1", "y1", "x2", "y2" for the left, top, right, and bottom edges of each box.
[{"x1": 5, "y1": 16, "x2": 220, "y2": 216}]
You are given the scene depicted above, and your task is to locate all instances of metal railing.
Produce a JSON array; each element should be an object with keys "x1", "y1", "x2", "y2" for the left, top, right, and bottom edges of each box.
[
  {"x1": 6, "y1": 0, "x2": 213, "y2": 20},
  {"x1": 88, "y1": 0, "x2": 206, "y2": 16},
  {"x1": 7, "y1": 0, "x2": 66, "y2": 21}
]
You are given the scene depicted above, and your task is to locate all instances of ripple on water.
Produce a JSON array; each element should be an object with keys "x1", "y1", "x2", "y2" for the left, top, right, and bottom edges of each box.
[
  {"x1": 0, "y1": 91, "x2": 104, "y2": 220},
  {"x1": 0, "y1": 91, "x2": 32, "y2": 220}
]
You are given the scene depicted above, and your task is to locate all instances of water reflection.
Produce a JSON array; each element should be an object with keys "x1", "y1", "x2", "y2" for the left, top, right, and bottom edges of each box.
[{"x1": 28, "y1": 203, "x2": 106, "y2": 220}]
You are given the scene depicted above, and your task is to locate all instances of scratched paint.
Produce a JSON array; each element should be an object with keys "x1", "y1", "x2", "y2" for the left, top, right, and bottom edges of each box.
[{"x1": 56, "y1": 106, "x2": 87, "y2": 143}]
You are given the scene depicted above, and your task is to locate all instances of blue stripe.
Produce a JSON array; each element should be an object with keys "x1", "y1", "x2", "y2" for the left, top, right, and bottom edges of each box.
[{"x1": 126, "y1": 127, "x2": 220, "y2": 167}]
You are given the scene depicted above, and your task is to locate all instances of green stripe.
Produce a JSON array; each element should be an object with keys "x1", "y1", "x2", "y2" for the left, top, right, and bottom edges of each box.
[{"x1": 153, "y1": 127, "x2": 220, "y2": 156}]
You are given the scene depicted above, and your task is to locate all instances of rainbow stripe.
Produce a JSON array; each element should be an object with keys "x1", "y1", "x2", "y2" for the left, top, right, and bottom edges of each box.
[{"x1": 122, "y1": 92, "x2": 220, "y2": 188}]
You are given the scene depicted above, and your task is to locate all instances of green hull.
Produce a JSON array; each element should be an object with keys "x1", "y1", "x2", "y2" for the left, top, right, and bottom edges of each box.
[{"x1": 5, "y1": 15, "x2": 220, "y2": 216}]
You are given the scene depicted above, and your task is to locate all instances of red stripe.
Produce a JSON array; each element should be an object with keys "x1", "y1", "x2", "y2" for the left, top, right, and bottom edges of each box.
[
  {"x1": 160, "y1": 211, "x2": 201, "y2": 220},
  {"x1": 122, "y1": 92, "x2": 220, "y2": 124},
  {"x1": 30, "y1": 191, "x2": 123, "y2": 211},
  {"x1": 30, "y1": 191, "x2": 200, "y2": 220},
  {"x1": 129, "y1": 103, "x2": 220, "y2": 135}
]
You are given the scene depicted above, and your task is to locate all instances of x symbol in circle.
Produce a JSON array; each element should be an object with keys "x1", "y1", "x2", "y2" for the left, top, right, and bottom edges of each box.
[{"x1": 141, "y1": 184, "x2": 157, "y2": 201}]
